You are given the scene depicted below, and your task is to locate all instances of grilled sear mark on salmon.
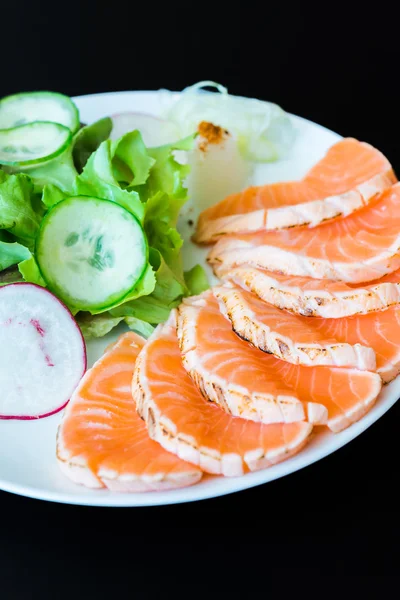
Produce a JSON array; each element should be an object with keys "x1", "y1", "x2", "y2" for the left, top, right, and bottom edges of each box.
[
  {"x1": 215, "y1": 284, "x2": 400, "y2": 382},
  {"x1": 132, "y1": 312, "x2": 313, "y2": 476},
  {"x1": 218, "y1": 265, "x2": 400, "y2": 318},
  {"x1": 214, "y1": 285, "x2": 376, "y2": 370},
  {"x1": 175, "y1": 292, "x2": 381, "y2": 431}
]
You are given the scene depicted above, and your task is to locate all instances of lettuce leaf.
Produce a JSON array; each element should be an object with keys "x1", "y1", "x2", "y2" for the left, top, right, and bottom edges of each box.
[
  {"x1": 73, "y1": 118, "x2": 113, "y2": 173},
  {"x1": 75, "y1": 312, "x2": 124, "y2": 339},
  {"x1": 148, "y1": 248, "x2": 186, "y2": 306},
  {"x1": 0, "y1": 172, "x2": 43, "y2": 248},
  {"x1": 112, "y1": 130, "x2": 155, "y2": 186},
  {"x1": 144, "y1": 192, "x2": 185, "y2": 281},
  {"x1": 109, "y1": 248, "x2": 185, "y2": 325},
  {"x1": 20, "y1": 147, "x2": 78, "y2": 193},
  {"x1": 184, "y1": 264, "x2": 209, "y2": 296},
  {"x1": 123, "y1": 316, "x2": 155, "y2": 338},
  {"x1": 74, "y1": 140, "x2": 145, "y2": 222},
  {"x1": 0, "y1": 237, "x2": 31, "y2": 271},
  {"x1": 110, "y1": 296, "x2": 171, "y2": 324},
  {"x1": 0, "y1": 265, "x2": 24, "y2": 286},
  {"x1": 42, "y1": 184, "x2": 66, "y2": 209},
  {"x1": 133, "y1": 135, "x2": 194, "y2": 209},
  {"x1": 76, "y1": 311, "x2": 155, "y2": 340},
  {"x1": 76, "y1": 311, "x2": 154, "y2": 340},
  {"x1": 0, "y1": 125, "x2": 200, "y2": 339},
  {"x1": 18, "y1": 255, "x2": 47, "y2": 287}
]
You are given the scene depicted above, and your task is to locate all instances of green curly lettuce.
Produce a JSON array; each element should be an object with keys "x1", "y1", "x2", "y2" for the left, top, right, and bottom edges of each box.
[
  {"x1": 0, "y1": 118, "x2": 206, "y2": 338},
  {"x1": 0, "y1": 172, "x2": 43, "y2": 248}
]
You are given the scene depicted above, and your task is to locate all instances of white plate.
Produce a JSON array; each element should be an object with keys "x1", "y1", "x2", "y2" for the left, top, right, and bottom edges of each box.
[{"x1": 0, "y1": 91, "x2": 398, "y2": 506}]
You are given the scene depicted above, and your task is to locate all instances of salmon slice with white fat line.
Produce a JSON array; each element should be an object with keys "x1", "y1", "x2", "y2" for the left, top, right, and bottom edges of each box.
[
  {"x1": 214, "y1": 285, "x2": 376, "y2": 370},
  {"x1": 215, "y1": 284, "x2": 400, "y2": 381},
  {"x1": 208, "y1": 183, "x2": 400, "y2": 284},
  {"x1": 176, "y1": 292, "x2": 381, "y2": 431},
  {"x1": 132, "y1": 312, "x2": 313, "y2": 476},
  {"x1": 217, "y1": 265, "x2": 400, "y2": 318},
  {"x1": 57, "y1": 333, "x2": 202, "y2": 492},
  {"x1": 195, "y1": 138, "x2": 396, "y2": 243}
]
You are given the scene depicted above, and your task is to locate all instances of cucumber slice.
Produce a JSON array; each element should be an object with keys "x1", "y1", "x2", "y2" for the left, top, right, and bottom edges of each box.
[
  {"x1": 0, "y1": 91, "x2": 80, "y2": 133},
  {"x1": 0, "y1": 122, "x2": 72, "y2": 166},
  {"x1": 36, "y1": 196, "x2": 148, "y2": 311}
]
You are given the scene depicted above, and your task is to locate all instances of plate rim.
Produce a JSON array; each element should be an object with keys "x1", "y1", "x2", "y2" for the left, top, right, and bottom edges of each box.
[
  {"x1": 1, "y1": 389, "x2": 398, "y2": 507},
  {"x1": 0, "y1": 89, "x2": 397, "y2": 507}
]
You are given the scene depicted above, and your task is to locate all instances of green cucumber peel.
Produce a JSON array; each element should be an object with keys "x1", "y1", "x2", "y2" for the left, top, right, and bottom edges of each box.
[
  {"x1": 0, "y1": 122, "x2": 72, "y2": 167},
  {"x1": 0, "y1": 91, "x2": 80, "y2": 133},
  {"x1": 36, "y1": 196, "x2": 150, "y2": 312}
]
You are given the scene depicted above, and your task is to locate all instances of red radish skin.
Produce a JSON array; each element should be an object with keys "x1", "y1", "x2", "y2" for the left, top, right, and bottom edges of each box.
[
  {"x1": 0, "y1": 283, "x2": 87, "y2": 420},
  {"x1": 0, "y1": 400, "x2": 70, "y2": 421}
]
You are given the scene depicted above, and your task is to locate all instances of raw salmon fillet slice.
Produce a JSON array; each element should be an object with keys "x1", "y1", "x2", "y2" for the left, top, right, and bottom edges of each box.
[
  {"x1": 208, "y1": 183, "x2": 400, "y2": 283},
  {"x1": 133, "y1": 313, "x2": 313, "y2": 476},
  {"x1": 176, "y1": 292, "x2": 381, "y2": 431},
  {"x1": 214, "y1": 285, "x2": 376, "y2": 370},
  {"x1": 195, "y1": 138, "x2": 395, "y2": 243},
  {"x1": 57, "y1": 333, "x2": 202, "y2": 492},
  {"x1": 218, "y1": 265, "x2": 400, "y2": 318}
]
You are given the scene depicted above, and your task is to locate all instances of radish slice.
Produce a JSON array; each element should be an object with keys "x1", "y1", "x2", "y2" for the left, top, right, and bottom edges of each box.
[
  {"x1": 0, "y1": 283, "x2": 86, "y2": 420},
  {"x1": 110, "y1": 112, "x2": 181, "y2": 146}
]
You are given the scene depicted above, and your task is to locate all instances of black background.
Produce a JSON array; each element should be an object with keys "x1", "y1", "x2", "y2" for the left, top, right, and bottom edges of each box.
[{"x1": 1, "y1": 2, "x2": 399, "y2": 594}]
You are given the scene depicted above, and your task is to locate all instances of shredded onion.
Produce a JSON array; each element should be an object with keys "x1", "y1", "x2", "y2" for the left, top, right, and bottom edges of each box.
[{"x1": 162, "y1": 81, "x2": 295, "y2": 162}]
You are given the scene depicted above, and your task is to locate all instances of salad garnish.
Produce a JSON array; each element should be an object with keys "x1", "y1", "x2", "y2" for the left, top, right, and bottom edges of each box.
[
  {"x1": 162, "y1": 80, "x2": 295, "y2": 162},
  {"x1": 0, "y1": 84, "x2": 295, "y2": 338},
  {"x1": 0, "y1": 91, "x2": 208, "y2": 338}
]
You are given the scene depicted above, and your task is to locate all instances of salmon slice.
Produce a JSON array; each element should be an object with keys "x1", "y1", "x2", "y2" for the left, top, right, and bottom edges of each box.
[
  {"x1": 177, "y1": 292, "x2": 326, "y2": 424},
  {"x1": 214, "y1": 285, "x2": 376, "y2": 370},
  {"x1": 218, "y1": 265, "x2": 400, "y2": 318},
  {"x1": 208, "y1": 183, "x2": 400, "y2": 283},
  {"x1": 133, "y1": 312, "x2": 313, "y2": 476},
  {"x1": 215, "y1": 285, "x2": 400, "y2": 382},
  {"x1": 57, "y1": 333, "x2": 202, "y2": 492},
  {"x1": 175, "y1": 292, "x2": 381, "y2": 432},
  {"x1": 195, "y1": 138, "x2": 395, "y2": 243}
]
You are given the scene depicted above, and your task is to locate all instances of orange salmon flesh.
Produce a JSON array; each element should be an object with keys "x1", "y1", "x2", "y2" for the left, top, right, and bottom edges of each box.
[
  {"x1": 57, "y1": 333, "x2": 202, "y2": 492},
  {"x1": 196, "y1": 138, "x2": 396, "y2": 242}
]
